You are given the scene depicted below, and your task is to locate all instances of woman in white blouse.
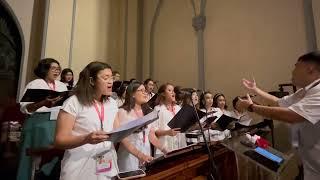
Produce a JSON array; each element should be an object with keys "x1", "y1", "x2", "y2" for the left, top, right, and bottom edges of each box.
[
  {"x1": 198, "y1": 92, "x2": 232, "y2": 140},
  {"x1": 153, "y1": 83, "x2": 186, "y2": 156},
  {"x1": 55, "y1": 62, "x2": 118, "y2": 180},
  {"x1": 199, "y1": 91, "x2": 215, "y2": 114},
  {"x1": 17, "y1": 58, "x2": 67, "y2": 180},
  {"x1": 212, "y1": 93, "x2": 232, "y2": 115},
  {"x1": 115, "y1": 81, "x2": 166, "y2": 172}
]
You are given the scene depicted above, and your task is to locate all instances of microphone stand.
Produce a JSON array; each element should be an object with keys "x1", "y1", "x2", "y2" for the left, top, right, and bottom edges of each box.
[
  {"x1": 191, "y1": 100, "x2": 218, "y2": 180},
  {"x1": 205, "y1": 109, "x2": 211, "y2": 142}
]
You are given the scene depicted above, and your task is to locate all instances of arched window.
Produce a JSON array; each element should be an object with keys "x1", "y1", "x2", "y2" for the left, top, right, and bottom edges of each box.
[{"x1": 0, "y1": 1, "x2": 23, "y2": 119}]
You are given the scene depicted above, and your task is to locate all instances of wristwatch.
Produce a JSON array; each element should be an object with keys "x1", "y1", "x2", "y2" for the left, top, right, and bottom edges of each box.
[{"x1": 247, "y1": 104, "x2": 254, "y2": 112}]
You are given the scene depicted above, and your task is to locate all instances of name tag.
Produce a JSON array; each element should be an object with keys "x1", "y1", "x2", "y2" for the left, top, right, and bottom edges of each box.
[{"x1": 95, "y1": 153, "x2": 112, "y2": 175}]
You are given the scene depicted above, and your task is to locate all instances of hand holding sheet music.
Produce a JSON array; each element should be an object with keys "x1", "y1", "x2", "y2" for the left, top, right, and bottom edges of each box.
[
  {"x1": 106, "y1": 110, "x2": 159, "y2": 143},
  {"x1": 202, "y1": 116, "x2": 217, "y2": 128},
  {"x1": 86, "y1": 130, "x2": 109, "y2": 144},
  {"x1": 167, "y1": 105, "x2": 197, "y2": 132},
  {"x1": 214, "y1": 114, "x2": 238, "y2": 130},
  {"x1": 166, "y1": 128, "x2": 181, "y2": 136},
  {"x1": 167, "y1": 105, "x2": 217, "y2": 132},
  {"x1": 20, "y1": 89, "x2": 73, "y2": 106}
]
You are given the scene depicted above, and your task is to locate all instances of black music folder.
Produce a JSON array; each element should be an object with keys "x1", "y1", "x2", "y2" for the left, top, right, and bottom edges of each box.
[
  {"x1": 167, "y1": 105, "x2": 198, "y2": 132},
  {"x1": 20, "y1": 89, "x2": 73, "y2": 106},
  {"x1": 215, "y1": 114, "x2": 238, "y2": 130},
  {"x1": 202, "y1": 116, "x2": 217, "y2": 128},
  {"x1": 106, "y1": 110, "x2": 159, "y2": 143},
  {"x1": 167, "y1": 105, "x2": 218, "y2": 132},
  {"x1": 147, "y1": 93, "x2": 158, "y2": 109},
  {"x1": 196, "y1": 109, "x2": 216, "y2": 119}
]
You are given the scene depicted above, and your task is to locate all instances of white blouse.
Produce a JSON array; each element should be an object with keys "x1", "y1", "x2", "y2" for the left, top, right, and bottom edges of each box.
[
  {"x1": 152, "y1": 104, "x2": 186, "y2": 155},
  {"x1": 278, "y1": 79, "x2": 320, "y2": 178},
  {"x1": 117, "y1": 108, "x2": 151, "y2": 172},
  {"x1": 60, "y1": 95, "x2": 119, "y2": 180}
]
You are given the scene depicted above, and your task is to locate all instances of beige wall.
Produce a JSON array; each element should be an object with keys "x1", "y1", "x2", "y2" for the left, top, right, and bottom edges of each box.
[
  {"x1": 26, "y1": 0, "x2": 46, "y2": 84},
  {"x1": 125, "y1": 0, "x2": 139, "y2": 79},
  {"x1": 143, "y1": 0, "x2": 307, "y2": 100},
  {"x1": 313, "y1": 0, "x2": 320, "y2": 49},
  {"x1": 44, "y1": 0, "x2": 124, "y2": 80},
  {"x1": 45, "y1": 0, "x2": 74, "y2": 69},
  {"x1": 204, "y1": 0, "x2": 307, "y2": 98},
  {"x1": 142, "y1": 0, "x2": 198, "y2": 87},
  {"x1": 142, "y1": 0, "x2": 307, "y2": 152}
]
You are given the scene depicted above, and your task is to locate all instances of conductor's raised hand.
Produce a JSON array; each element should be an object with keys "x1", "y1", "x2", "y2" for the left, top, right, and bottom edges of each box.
[
  {"x1": 242, "y1": 78, "x2": 258, "y2": 93},
  {"x1": 85, "y1": 131, "x2": 109, "y2": 144},
  {"x1": 166, "y1": 128, "x2": 181, "y2": 136}
]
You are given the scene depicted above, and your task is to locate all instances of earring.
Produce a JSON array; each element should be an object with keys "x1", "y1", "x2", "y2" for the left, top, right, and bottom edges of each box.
[{"x1": 89, "y1": 77, "x2": 94, "y2": 86}]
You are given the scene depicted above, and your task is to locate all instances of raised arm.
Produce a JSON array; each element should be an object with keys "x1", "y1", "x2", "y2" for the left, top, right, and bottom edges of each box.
[
  {"x1": 236, "y1": 94, "x2": 305, "y2": 124},
  {"x1": 242, "y1": 78, "x2": 279, "y2": 106}
]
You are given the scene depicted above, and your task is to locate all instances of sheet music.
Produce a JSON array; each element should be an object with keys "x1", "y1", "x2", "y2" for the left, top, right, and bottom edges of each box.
[{"x1": 106, "y1": 110, "x2": 159, "y2": 143}]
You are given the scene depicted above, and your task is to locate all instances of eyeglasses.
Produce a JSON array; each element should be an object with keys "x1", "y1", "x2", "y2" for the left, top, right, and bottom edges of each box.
[
  {"x1": 98, "y1": 76, "x2": 115, "y2": 83},
  {"x1": 50, "y1": 66, "x2": 61, "y2": 72},
  {"x1": 136, "y1": 89, "x2": 148, "y2": 94}
]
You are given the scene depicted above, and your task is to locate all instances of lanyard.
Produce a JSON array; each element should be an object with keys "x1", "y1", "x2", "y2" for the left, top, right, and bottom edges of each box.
[
  {"x1": 94, "y1": 102, "x2": 105, "y2": 130},
  {"x1": 46, "y1": 81, "x2": 56, "y2": 91},
  {"x1": 167, "y1": 105, "x2": 176, "y2": 116},
  {"x1": 134, "y1": 109, "x2": 146, "y2": 143}
]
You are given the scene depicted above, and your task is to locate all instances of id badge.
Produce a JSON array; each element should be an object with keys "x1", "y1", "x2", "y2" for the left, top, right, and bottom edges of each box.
[{"x1": 95, "y1": 154, "x2": 112, "y2": 175}]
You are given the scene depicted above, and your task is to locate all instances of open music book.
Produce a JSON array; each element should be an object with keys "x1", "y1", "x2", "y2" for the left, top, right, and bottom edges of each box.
[
  {"x1": 214, "y1": 114, "x2": 238, "y2": 130},
  {"x1": 167, "y1": 105, "x2": 217, "y2": 132},
  {"x1": 147, "y1": 93, "x2": 158, "y2": 109},
  {"x1": 106, "y1": 110, "x2": 159, "y2": 143},
  {"x1": 20, "y1": 89, "x2": 73, "y2": 106}
]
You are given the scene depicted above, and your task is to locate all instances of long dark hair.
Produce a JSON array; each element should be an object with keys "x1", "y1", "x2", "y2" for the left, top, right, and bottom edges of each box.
[
  {"x1": 75, "y1": 61, "x2": 112, "y2": 106},
  {"x1": 34, "y1": 58, "x2": 60, "y2": 79},
  {"x1": 121, "y1": 81, "x2": 152, "y2": 115},
  {"x1": 116, "y1": 83, "x2": 129, "y2": 99},
  {"x1": 182, "y1": 90, "x2": 198, "y2": 107},
  {"x1": 199, "y1": 91, "x2": 213, "y2": 109}
]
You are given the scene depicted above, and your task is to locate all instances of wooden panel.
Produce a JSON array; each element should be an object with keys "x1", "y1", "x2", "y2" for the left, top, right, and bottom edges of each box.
[{"x1": 140, "y1": 144, "x2": 238, "y2": 180}]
